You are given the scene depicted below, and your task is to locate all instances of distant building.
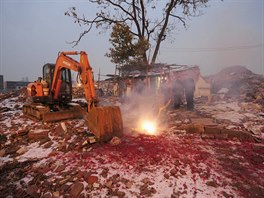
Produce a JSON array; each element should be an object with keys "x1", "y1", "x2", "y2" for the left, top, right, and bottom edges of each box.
[
  {"x1": 194, "y1": 75, "x2": 211, "y2": 98},
  {"x1": 0, "y1": 75, "x2": 3, "y2": 90},
  {"x1": 5, "y1": 81, "x2": 29, "y2": 90}
]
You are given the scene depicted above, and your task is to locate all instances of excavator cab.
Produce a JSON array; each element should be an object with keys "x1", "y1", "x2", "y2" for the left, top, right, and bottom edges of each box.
[{"x1": 41, "y1": 64, "x2": 72, "y2": 104}]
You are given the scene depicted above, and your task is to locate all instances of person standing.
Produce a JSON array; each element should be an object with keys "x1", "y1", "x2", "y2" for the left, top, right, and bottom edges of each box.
[
  {"x1": 183, "y1": 78, "x2": 195, "y2": 110},
  {"x1": 172, "y1": 79, "x2": 184, "y2": 109}
]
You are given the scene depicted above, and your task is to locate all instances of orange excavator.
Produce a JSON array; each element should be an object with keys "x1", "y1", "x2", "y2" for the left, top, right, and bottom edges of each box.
[{"x1": 23, "y1": 51, "x2": 123, "y2": 141}]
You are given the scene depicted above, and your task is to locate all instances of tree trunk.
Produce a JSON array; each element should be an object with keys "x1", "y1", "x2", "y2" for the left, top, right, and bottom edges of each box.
[{"x1": 151, "y1": 0, "x2": 174, "y2": 64}]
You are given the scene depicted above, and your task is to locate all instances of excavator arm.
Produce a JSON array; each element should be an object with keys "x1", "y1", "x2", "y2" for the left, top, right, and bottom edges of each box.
[
  {"x1": 51, "y1": 51, "x2": 97, "y2": 112},
  {"x1": 51, "y1": 51, "x2": 123, "y2": 141}
]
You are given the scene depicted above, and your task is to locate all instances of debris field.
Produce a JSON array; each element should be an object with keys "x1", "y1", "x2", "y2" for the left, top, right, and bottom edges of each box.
[{"x1": 0, "y1": 66, "x2": 264, "y2": 198}]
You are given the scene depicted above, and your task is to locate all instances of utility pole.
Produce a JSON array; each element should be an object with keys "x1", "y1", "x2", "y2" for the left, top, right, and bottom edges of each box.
[{"x1": 97, "y1": 68, "x2": 101, "y2": 89}]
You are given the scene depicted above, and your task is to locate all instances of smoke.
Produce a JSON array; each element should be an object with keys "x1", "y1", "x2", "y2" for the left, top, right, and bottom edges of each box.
[{"x1": 120, "y1": 83, "x2": 167, "y2": 134}]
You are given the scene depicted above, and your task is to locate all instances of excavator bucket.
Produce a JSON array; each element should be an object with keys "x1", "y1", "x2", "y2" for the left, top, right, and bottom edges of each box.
[{"x1": 84, "y1": 106, "x2": 123, "y2": 142}]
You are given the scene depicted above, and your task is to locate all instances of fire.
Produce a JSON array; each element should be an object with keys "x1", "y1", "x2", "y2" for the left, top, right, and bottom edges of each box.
[{"x1": 140, "y1": 120, "x2": 157, "y2": 135}]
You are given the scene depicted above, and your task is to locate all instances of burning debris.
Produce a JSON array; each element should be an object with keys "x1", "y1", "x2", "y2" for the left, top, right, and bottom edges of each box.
[
  {"x1": 0, "y1": 66, "x2": 264, "y2": 197},
  {"x1": 140, "y1": 120, "x2": 157, "y2": 135}
]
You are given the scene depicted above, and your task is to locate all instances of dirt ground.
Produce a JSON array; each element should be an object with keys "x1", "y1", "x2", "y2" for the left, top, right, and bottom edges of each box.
[{"x1": 0, "y1": 87, "x2": 264, "y2": 197}]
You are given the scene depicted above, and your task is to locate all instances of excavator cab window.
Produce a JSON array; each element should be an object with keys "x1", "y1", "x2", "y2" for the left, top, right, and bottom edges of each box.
[
  {"x1": 43, "y1": 64, "x2": 55, "y2": 88},
  {"x1": 60, "y1": 68, "x2": 71, "y2": 95},
  {"x1": 58, "y1": 68, "x2": 72, "y2": 103}
]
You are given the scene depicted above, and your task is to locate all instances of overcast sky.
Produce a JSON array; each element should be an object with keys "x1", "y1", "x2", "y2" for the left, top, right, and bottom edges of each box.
[{"x1": 0, "y1": 0, "x2": 263, "y2": 81}]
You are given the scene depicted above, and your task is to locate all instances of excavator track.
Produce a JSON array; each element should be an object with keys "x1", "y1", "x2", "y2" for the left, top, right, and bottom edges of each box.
[{"x1": 23, "y1": 103, "x2": 83, "y2": 122}]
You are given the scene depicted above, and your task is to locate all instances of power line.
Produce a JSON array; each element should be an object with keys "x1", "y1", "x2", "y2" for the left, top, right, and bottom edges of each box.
[{"x1": 162, "y1": 44, "x2": 264, "y2": 52}]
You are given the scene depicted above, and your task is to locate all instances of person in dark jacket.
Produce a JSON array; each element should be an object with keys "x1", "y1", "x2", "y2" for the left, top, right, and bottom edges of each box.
[
  {"x1": 183, "y1": 78, "x2": 195, "y2": 110},
  {"x1": 172, "y1": 80, "x2": 184, "y2": 109}
]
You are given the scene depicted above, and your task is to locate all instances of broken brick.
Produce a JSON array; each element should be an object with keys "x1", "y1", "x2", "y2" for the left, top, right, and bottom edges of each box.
[
  {"x1": 70, "y1": 182, "x2": 84, "y2": 198},
  {"x1": 28, "y1": 129, "x2": 49, "y2": 140},
  {"x1": 87, "y1": 175, "x2": 98, "y2": 184},
  {"x1": 204, "y1": 126, "x2": 222, "y2": 135}
]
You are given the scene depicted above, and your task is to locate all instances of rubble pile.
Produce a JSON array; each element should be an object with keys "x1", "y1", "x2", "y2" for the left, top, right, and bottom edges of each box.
[
  {"x1": 206, "y1": 65, "x2": 264, "y2": 105},
  {"x1": 0, "y1": 88, "x2": 27, "y2": 103},
  {"x1": 72, "y1": 87, "x2": 85, "y2": 99},
  {"x1": 0, "y1": 68, "x2": 264, "y2": 197}
]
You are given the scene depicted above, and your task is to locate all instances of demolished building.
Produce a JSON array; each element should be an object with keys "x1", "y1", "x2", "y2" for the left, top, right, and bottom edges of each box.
[{"x1": 114, "y1": 64, "x2": 211, "y2": 98}]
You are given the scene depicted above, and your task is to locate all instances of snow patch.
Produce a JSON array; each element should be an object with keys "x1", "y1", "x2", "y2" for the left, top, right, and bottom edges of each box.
[
  {"x1": 0, "y1": 155, "x2": 13, "y2": 167},
  {"x1": 16, "y1": 142, "x2": 53, "y2": 162}
]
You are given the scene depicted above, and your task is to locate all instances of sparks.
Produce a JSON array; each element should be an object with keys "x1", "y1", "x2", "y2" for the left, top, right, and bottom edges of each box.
[{"x1": 141, "y1": 120, "x2": 157, "y2": 135}]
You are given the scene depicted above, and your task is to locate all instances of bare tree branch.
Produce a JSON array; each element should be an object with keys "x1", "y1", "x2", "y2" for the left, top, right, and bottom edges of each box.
[
  {"x1": 169, "y1": 14, "x2": 186, "y2": 27},
  {"x1": 66, "y1": 0, "x2": 210, "y2": 65}
]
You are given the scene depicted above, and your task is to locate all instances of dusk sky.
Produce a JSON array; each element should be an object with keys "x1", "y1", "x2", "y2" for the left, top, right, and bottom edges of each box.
[{"x1": 0, "y1": 0, "x2": 263, "y2": 81}]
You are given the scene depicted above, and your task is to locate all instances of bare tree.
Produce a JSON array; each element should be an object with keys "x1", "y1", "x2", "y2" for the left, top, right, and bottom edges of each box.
[{"x1": 65, "y1": 0, "x2": 209, "y2": 65}]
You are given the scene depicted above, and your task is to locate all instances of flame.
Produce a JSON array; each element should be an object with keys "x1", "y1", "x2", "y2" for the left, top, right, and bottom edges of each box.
[{"x1": 140, "y1": 120, "x2": 157, "y2": 135}]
